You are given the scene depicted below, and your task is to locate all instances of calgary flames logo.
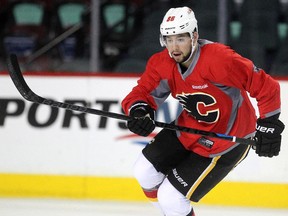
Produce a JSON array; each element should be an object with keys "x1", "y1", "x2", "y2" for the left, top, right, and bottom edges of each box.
[{"x1": 176, "y1": 92, "x2": 220, "y2": 124}]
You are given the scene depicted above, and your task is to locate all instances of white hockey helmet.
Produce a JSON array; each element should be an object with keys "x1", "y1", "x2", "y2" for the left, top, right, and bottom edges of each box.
[{"x1": 160, "y1": 6, "x2": 198, "y2": 47}]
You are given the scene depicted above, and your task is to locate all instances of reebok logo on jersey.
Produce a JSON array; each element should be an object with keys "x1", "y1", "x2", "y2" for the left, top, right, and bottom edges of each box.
[
  {"x1": 256, "y1": 125, "x2": 275, "y2": 134},
  {"x1": 192, "y1": 84, "x2": 208, "y2": 89}
]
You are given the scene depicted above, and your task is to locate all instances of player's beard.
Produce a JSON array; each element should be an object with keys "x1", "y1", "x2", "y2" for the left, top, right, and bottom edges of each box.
[
  {"x1": 172, "y1": 51, "x2": 191, "y2": 63},
  {"x1": 180, "y1": 50, "x2": 192, "y2": 64}
]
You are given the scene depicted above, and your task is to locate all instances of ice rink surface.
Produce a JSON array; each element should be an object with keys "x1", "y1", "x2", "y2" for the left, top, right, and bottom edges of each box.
[{"x1": 0, "y1": 198, "x2": 287, "y2": 216}]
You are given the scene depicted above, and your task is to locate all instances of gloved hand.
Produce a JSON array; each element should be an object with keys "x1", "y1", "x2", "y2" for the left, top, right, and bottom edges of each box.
[
  {"x1": 255, "y1": 115, "x2": 285, "y2": 157},
  {"x1": 127, "y1": 103, "x2": 155, "y2": 137}
]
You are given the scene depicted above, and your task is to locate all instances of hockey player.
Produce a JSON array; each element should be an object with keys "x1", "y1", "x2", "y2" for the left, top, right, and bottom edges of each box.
[{"x1": 121, "y1": 6, "x2": 285, "y2": 216}]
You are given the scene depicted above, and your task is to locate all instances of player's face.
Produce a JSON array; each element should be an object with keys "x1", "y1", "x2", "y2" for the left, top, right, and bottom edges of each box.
[{"x1": 165, "y1": 34, "x2": 192, "y2": 63}]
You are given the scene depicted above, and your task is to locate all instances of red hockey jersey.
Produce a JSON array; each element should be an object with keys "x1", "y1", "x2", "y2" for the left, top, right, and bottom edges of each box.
[{"x1": 122, "y1": 40, "x2": 281, "y2": 157}]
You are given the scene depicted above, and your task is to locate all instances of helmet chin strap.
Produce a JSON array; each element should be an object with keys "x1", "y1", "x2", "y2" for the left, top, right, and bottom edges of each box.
[{"x1": 182, "y1": 36, "x2": 196, "y2": 64}]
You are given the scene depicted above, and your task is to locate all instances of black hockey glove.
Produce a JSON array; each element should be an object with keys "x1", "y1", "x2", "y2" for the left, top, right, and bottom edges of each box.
[
  {"x1": 127, "y1": 103, "x2": 155, "y2": 137},
  {"x1": 255, "y1": 115, "x2": 285, "y2": 157}
]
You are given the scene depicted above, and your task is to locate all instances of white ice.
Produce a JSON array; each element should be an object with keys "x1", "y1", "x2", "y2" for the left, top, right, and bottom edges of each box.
[{"x1": 0, "y1": 198, "x2": 287, "y2": 216}]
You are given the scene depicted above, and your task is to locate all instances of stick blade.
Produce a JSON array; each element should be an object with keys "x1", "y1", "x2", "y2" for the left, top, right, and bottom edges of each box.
[{"x1": 6, "y1": 54, "x2": 42, "y2": 103}]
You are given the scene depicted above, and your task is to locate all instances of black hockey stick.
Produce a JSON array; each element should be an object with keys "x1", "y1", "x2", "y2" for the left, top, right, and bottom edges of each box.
[{"x1": 7, "y1": 54, "x2": 256, "y2": 146}]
